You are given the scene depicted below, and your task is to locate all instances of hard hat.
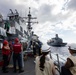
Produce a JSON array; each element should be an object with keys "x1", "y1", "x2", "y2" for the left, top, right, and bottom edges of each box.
[
  {"x1": 68, "y1": 43, "x2": 76, "y2": 51},
  {"x1": 3, "y1": 40, "x2": 8, "y2": 45},
  {"x1": 15, "y1": 38, "x2": 19, "y2": 43},
  {"x1": 42, "y1": 44, "x2": 50, "y2": 52}
]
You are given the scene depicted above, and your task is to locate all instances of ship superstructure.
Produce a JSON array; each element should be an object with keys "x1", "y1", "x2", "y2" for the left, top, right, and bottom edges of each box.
[
  {"x1": 0, "y1": 13, "x2": 7, "y2": 50},
  {"x1": 0, "y1": 9, "x2": 28, "y2": 51},
  {"x1": 0, "y1": 7, "x2": 39, "y2": 50},
  {"x1": 6, "y1": 9, "x2": 28, "y2": 42}
]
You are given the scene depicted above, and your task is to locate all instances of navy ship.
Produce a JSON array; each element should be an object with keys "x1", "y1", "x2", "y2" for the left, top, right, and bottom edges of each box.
[
  {"x1": 47, "y1": 34, "x2": 67, "y2": 47},
  {"x1": 0, "y1": 8, "x2": 67, "y2": 75}
]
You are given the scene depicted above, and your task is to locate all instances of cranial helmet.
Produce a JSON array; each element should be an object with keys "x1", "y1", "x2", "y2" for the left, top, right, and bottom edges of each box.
[
  {"x1": 41, "y1": 44, "x2": 50, "y2": 52},
  {"x1": 68, "y1": 43, "x2": 76, "y2": 51},
  {"x1": 3, "y1": 40, "x2": 8, "y2": 45},
  {"x1": 15, "y1": 38, "x2": 19, "y2": 43}
]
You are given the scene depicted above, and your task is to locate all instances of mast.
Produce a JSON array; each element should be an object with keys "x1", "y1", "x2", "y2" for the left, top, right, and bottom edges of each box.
[
  {"x1": 25, "y1": 7, "x2": 38, "y2": 50},
  {"x1": 27, "y1": 7, "x2": 38, "y2": 37}
]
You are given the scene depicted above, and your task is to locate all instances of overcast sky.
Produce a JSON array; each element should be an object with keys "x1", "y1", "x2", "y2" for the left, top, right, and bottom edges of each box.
[{"x1": 0, "y1": 0, "x2": 76, "y2": 43}]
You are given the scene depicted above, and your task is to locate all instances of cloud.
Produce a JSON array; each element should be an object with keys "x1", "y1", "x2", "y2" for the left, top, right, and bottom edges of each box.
[
  {"x1": 0, "y1": 0, "x2": 76, "y2": 43},
  {"x1": 0, "y1": 0, "x2": 29, "y2": 18},
  {"x1": 67, "y1": 0, "x2": 76, "y2": 10},
  {"x1": 0, "y1": 0, "x2": 71, "y2": 22},
  {"x1": 0, "y1": 0, "x2": 15, "y2": 17},
  {"x1": 37, "y1": 4, "x2": 53, "y2": 23}
]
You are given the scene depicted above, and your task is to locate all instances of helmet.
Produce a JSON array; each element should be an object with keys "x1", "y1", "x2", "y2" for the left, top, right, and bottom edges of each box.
[
  {"x1": 42, "y1": 44, "x2": 50, "y2": 52},
  {"x1": 15, "y1": 38, "x2": 19, "y2": 43},
  {"x1": 68, "y1": 43, "x2": 76, "y2": 51},
  {"x1": 3, "y1": 40, "x2": 8, "y2": 45}
]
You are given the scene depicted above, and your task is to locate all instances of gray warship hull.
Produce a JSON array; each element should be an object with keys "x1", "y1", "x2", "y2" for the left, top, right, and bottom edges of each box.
[{"x1": 47, "y1": 42, "x2": 67, "y2": 47}]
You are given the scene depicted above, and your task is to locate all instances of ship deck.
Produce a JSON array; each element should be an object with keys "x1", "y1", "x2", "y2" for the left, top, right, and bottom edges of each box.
[
  {"x1": 0, "y1": 56, "x2": 35, "y2": 75},
  {"x1": 0, "y1": 56, "x2": 60, "y2": 75}
]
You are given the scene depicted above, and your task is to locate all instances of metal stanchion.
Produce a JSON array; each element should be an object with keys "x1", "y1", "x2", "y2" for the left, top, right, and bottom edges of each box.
[
  {"x1": 50, "y1": 52, "x2": 60, "y2": 75},
  {"x1": 56, "y1": 54, "x2": 61, "y2": 75},
  {"x1": 50, "y1": 51, "x2": 52, "y2": 59}
]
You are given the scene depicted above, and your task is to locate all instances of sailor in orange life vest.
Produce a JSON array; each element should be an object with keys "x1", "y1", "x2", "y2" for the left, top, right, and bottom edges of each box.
[
  {"x1": 2, "y1": 40, "x2": 11, "y2": 73},
  {"x1": 35, "y1": 44, "x2": 56, "y2": 75},
  {"x1": 60, "y1": 44, "x2": 76, "y2": 75},
  {"x1": 12, "y1": 38, "x2": 24, "y2": 73}
]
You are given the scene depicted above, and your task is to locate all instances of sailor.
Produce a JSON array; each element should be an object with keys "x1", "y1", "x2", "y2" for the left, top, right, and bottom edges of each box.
[
  {"x1": 2, "y1": 40, "x2": 11, "y2": 73},
  {"x1": 36, "y1": 40, "x2": 42, "y2": 56},
  {"x1": 61, "y1": 43, "x2": 76, "y2": 75},
  {"x1": 32, "y1": 40, "x2": 37, "y2": 57},
  {"x1": 35, "y1": 44, "x2": 56, "y2": 75},
  {"x1": 12, "y1": 38, "x2": 24, "y2": 73}
]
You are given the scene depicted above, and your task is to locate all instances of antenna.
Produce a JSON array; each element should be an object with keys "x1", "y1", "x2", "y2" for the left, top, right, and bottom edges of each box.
[
  {"x1": 15, "y1": 9, "x2": 19, "y2": 15},
  {"x1": 10, "y1": 9, "x2": 13, "y2": 14},
  {"x1": 26, "y1": 7, "x2": 38, "y2": 32},
  {"x1": 29, "y1": 7, "x2": 31, "y2": 14}
]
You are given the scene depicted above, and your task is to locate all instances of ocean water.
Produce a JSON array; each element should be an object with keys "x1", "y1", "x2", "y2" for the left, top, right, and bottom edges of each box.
[
  {"x1": 50, "y1": 45, "x2": 70, "y2": 56},
  {"x1": 49, "y1": 45, "x2": 71, "y2": 66}
]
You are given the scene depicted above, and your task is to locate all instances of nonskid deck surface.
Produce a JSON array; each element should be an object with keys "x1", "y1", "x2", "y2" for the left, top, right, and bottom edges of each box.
[{"x1": 0, "y1": 57, "x2": 59, "y2": 75}]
